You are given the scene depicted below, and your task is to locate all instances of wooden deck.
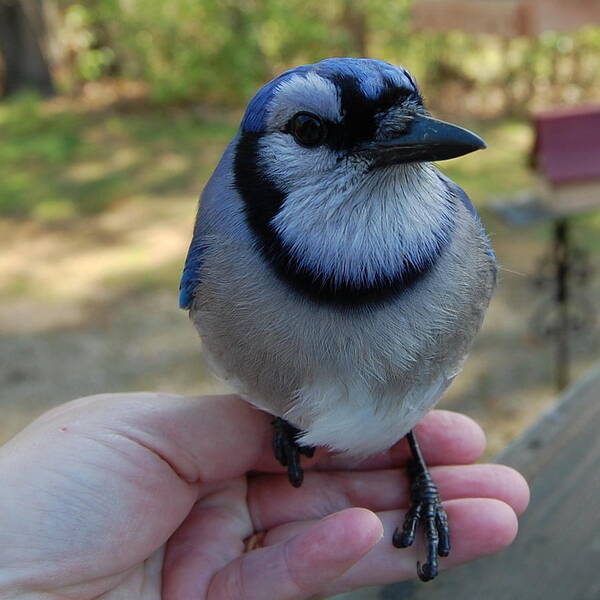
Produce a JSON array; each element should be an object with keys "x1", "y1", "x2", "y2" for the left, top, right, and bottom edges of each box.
[{"x1": 335, "y1": 364, "x2": 600, "y2": 600}]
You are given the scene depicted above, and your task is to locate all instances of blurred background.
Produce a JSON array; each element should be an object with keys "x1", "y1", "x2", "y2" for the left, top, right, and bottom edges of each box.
[{"x1": 1, "y1": 0, "x2": 599, "y2": 455}]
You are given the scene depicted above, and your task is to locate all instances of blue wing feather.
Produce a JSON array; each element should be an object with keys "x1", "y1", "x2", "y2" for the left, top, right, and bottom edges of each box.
[{"x1": 179, "y1": 230, "x2": 204, "y2": 309}]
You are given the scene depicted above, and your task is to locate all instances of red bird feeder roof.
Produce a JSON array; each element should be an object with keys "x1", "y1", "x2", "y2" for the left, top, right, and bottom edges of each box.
[{"x1": 532, "y1": 105, "x2": 600, "y2": 187}]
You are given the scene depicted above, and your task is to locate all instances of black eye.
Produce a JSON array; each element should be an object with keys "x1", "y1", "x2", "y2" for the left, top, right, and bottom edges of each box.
[{"x1": 289, "y1": 112, "x2": 327, "y2": 147}]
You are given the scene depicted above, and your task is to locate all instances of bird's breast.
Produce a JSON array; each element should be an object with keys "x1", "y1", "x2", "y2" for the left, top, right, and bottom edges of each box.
[{"x1": 190, "y1": 200, "x2": 496, "y2": 454}]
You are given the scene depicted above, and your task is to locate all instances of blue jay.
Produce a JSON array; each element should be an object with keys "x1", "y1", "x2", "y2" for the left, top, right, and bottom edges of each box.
[{"x1": 180, "y1": 58, "x2": 496, "y2": 581}]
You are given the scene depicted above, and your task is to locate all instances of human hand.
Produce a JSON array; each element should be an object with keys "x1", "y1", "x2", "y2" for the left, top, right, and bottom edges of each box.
[{"x1": 0, "y1": 393, "x2": 529, "y2": 599}]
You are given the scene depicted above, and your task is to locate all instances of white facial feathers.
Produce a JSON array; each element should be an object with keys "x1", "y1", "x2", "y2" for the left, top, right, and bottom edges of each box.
[
  {"x1": 265, "y1": 72, "x2": 342, "y2": 131},
  {"x1": 259, "y1": 134, "x2": 455, "y2": 287}
]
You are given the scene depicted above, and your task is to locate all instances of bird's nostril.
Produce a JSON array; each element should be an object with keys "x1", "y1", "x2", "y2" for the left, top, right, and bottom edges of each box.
[{"x1": 377, "y1": 113, "x2": 413, "y2": 141}]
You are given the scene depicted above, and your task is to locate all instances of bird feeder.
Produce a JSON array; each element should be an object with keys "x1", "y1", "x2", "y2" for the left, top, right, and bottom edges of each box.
[
  {"x1": 532, "y1": 105, "x2": 600, "y2": 215},
  {"x1": 412, "y1": 0, "x2": 600, "y2": 37},
  {"x1": 527, "y1": 105, "x2": 600, "y2": 389}
]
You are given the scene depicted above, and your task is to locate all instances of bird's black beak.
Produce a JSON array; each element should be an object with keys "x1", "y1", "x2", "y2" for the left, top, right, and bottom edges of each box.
[{"x1": 370, "y1": 114, "x2": 486, "y2": 167}]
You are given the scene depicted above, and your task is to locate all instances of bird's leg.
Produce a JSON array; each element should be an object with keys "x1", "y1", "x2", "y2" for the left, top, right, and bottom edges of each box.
[
  {"x1": 393, "y1": 429, "x2": 450, "y2": 582},
  {"x1": 271, "y1": 417, "x2": 315, "y2": 488}
]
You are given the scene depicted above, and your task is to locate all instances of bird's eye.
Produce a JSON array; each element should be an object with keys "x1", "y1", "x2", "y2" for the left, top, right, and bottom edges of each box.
[{"x1": 289, "y1": 112, "x2": 327, "y2": 147}]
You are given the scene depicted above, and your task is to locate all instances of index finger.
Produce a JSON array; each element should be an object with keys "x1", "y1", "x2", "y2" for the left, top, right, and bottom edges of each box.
[{"x1": 30, "y1": 393, "x2": 274, "y2": 484}]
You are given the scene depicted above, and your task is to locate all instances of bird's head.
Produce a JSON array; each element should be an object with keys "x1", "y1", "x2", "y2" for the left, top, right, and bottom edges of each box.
[{"x1": 232, "y1": 58, "x2": 485, "y2": 304}]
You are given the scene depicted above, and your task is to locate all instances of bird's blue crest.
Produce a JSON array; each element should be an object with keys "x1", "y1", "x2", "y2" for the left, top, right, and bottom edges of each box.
[{"x1": 241, "y1": 58, "x2": 418, "y2": 133}]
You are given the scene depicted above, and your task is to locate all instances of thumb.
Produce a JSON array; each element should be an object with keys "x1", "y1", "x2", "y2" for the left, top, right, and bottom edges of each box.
[
  {"x1": 207, "y1": 508, "x2": 383, "y2": 600},
  {"x1": 28, "y1": 392, "x2": 275, "y2": 483}
]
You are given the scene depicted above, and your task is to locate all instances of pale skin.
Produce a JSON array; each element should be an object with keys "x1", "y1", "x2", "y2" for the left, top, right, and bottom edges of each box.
[{"x1": 0, "y1": 393, "x2": 529, "y2": 600}]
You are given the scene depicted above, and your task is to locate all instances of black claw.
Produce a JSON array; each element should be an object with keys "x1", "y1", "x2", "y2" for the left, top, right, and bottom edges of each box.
[
  {"x1": 271, "y1": 417, "x2": 314, "y2": 487},
  {"x1": 286, "y1": 437, "x2": 305, "y2": 488},
  {"x1": 392, "y1": 527, "x2": 402, "y2": 548},
  {"x1": 417, "y1": 561, "x2": 437, "y2": 582},
  {"x1": 395, "y1": 430, "x2": 450, "y2": 583}
]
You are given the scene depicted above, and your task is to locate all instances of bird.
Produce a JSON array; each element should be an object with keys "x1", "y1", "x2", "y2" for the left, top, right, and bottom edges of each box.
[{"x1": 179, "y1": 57, "x2": 497, "y2": 582}]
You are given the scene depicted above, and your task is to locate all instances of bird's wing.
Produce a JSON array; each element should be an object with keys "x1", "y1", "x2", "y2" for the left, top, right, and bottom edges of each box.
[
  {"x1": 436, "y1": 170, "x2": 477, "y2": 217},
  {"x1": 179, "y1": 140, "x2": 242, "y2": 310},
  {"x1": 179, "y1": 227, "x2": 204, "y2": 309}
]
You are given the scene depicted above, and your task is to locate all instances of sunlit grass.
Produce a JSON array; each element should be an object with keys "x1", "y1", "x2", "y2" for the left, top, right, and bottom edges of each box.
[{"x1": 0, "y1": 95, "x2": 237, "y2": 221}]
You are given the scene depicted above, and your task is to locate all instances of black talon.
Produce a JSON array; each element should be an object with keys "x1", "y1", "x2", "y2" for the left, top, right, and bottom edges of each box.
[
  {"x1": 271, "y1": 417, "x2": 315, "y2": 487},
  {"x1": 393, "y1": 429, "x2": 450, "y2": 582},
  {"x1": 417, "y1": 560, "x2": 437, "y2": 582}
]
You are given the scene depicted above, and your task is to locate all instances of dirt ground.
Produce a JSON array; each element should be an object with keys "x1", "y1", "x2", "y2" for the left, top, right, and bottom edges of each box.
[{"x1": 2, "y1": 193, "x2": 598, "y2": 455}]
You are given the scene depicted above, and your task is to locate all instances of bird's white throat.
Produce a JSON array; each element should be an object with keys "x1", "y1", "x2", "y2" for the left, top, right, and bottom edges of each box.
[{"x1": 270, "y1": 162, "x2": 455, "y2": 286}]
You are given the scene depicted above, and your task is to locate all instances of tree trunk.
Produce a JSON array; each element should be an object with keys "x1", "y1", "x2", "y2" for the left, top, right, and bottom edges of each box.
[
  {"x1": 341, "y1": 0, "x2": 369, "y2": 57},
  {"x1": 0, "y1": 0, "x2": 54, "y2": 97}
]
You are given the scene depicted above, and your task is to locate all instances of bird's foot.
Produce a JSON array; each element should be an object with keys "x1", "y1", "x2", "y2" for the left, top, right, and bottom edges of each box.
[
  {"x1": 393, "y1": 430, "x2": 450, "y2": 582},
  {"x1": 272, "y1": 417, "x2": 315, "y2": 488}
]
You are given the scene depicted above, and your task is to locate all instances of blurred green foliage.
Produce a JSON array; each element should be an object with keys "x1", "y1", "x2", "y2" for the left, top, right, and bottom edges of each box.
[
  {"x1": 58, "y1": 0, "x2": 410, "y2": 104},
  {"x1": 0, "y1": 94, "x2": 236, "y2": 219},
  {"x1": 51, "y1": 0, "x2": 600, "y2": 111}
]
